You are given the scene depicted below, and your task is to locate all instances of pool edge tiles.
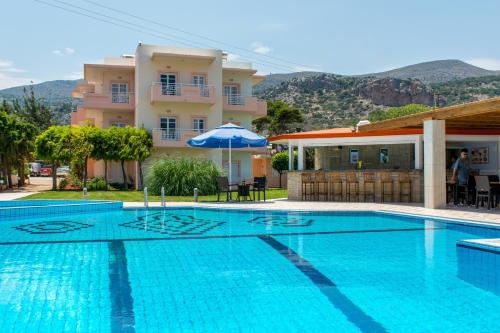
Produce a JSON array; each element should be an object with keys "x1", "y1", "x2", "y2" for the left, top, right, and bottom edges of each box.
[
  {"x1": 259, "y1": 235, "x2": 387, "y2": 333},
  {"x1": 0, "y1": 200, "x2": 123, "y2": 220}
]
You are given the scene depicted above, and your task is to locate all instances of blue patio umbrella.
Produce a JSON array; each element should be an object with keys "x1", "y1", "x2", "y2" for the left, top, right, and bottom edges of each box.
[{"x1": 187, "y1": 123, "x2": 268, "y2": 184}]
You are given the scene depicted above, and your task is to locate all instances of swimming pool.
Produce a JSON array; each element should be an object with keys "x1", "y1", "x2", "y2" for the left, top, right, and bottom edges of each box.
[{"x1": 0, "y1": 207, "x2": 499, "y2": 332}]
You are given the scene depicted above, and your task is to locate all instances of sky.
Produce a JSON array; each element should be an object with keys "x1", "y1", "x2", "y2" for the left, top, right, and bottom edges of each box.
[{"x1": 1, "y1": 0, "x2": 500, "y2": 89}]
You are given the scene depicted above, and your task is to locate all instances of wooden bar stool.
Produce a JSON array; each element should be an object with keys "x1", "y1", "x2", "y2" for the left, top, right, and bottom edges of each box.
[
  {"x1": 301, "y1": 173, "x2": 315, "y2": 201},
  {"x1": 363, "y1": 172, "x2": 376, "y2": 202},
  {"x1": 345, "y1": 172, "x2": 359, "y2": 202},
  {"x1": 398, "y1": 171, "x2": 412, "y2": 202},
  {"x1": 328, "y1": 172, "x2": 343, "y2": 201},
  {"x1": 314, "y1": 172, "x2": 329, "y2": 201},
  {"x1": 380, "y1": 171, "x2": 393, "y2": 202}
]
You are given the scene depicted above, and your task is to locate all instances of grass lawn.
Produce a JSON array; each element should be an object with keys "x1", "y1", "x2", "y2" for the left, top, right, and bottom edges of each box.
[{"x1": 20, "y1": 188, "x2": 288, "y2": 202}]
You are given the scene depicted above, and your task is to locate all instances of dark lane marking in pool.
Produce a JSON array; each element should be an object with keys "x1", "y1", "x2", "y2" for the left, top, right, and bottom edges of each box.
[
  {"x1": 258, "y1": 235, "x2": 387, "y2": 333},
  {"x1": 0, "y1": 227, "x2": 445, "y2": 245},
  {"x1": 108, "y1": 240, "x2": 136, "y2": 333}
]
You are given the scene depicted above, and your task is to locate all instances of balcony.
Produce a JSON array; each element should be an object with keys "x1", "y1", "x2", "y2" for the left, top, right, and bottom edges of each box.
[
  {"x1": 152, "y1": 128, "x2": 205, "y2": 148},
  {"x1": 151, "y1": 83, "x2": 215, "y2": 105},
  {"x1": 82, "y1": 92, "x2": 135, "y2": 111},
  {"x1": 223, "y1": 95, "x2": 267, "y2": 117}
]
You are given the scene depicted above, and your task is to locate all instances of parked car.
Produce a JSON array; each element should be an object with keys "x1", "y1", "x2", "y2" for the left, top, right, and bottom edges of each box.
[
  {"x1": 40, "y1": 165, "x2": 53, "y2": 177},
  {"x1": 29, "y1": 162, "x2": 41, "y2": 176},
  {"x1": 56, "y1": 166, "x2": 70, "y2": 178}
]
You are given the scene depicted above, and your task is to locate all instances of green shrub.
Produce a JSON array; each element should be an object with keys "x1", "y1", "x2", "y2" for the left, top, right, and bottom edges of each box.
[
  {"x1": 146, "y1": 158, "x2": 222, "y2": 196},
  {"x1": 58, "y1": 178, "x2": 68, "y2": 190},
  {"x1": 87, "y1": 177, "x2": 108, "y2": 191}
]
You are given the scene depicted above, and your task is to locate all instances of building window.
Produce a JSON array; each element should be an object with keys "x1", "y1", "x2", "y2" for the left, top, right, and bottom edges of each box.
[
  {"x1": 224, "y1": 84, "x2": 241, "y2": 105},
  {"x1": 160, "y1": 73, "x2": 178, "y2": 95},
  {"x1": 160, "y1": 117, "x2": 177, "y2": 140},
  {"x1": 192, "y1": 118, "x2": 205, "y2": 133},
  {"x1": 192, "y1": 75, "x2": 206, "y2": 86},
  {"x1": 111, "y1": 83, "x2": 129, "y2": 103},
  {"x1": 379, "y1": 148, "x2": 389, "y2": 164},
  {"x1": 349, "y1": 149, "x2": 359, "y2": 164},
  {"x1": 112, "y1": 122, "x2": 128, "y2": 128}
]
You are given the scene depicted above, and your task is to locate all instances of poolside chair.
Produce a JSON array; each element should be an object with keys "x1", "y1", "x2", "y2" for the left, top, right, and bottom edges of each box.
[
  {"x1": 314, "y1": 172, "x2": 329, "y2": 201},
  {"x1": 327, "y1": 172, "x2": 342, "y2": 201},
  {"x1": 252, "y1": 176, "x2": 267, "y2": 201},
  {"x1": 345, "y1": 172, "x2": 359, "y2": 202},
  {"x1": 363, "y1": 172, "x2": 376, "y2": 202},
  {"x1": 302, "y1": 173, "x2": 315, "y2": 201},
  {"x1": 217, "y1": 177, "x2": 238, "y2": 202},
  {"x1": 475, "y1": 175, "x2": 495, "y2": 210}
]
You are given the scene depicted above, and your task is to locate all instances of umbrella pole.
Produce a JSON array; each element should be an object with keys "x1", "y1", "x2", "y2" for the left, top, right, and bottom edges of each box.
[{"x1": 229, "y1": 138, "x2": 232, "y2": 185}]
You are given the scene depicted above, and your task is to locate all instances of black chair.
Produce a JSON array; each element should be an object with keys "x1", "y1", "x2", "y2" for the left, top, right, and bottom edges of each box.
[
  {"x1": 475, "y1": 175, "x2": 495, "y2": 210},
  {"x1": 217, "y1": 177, "x2": 238, "y2": 202},
  {"x1": 253, "y1": 177, "x2": 267, "y2": 201}
]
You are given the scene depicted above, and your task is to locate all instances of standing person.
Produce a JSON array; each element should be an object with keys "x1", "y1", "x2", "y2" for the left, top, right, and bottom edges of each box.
[{"x1": 451, "y1": 148, "x2": 470, "y2": 205}]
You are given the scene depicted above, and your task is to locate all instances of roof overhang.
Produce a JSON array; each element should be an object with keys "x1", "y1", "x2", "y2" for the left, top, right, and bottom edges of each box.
[
  {"x1": 83, "y1": 64, "x2": 134, "y2": 78},
  {"x1": 269, "y1": 128, "x2": 500, "y2": 145},
  {"x1": 151, "y1": 52, "x2": 215, "y2": 64},
  {"x1": 223, "y1": 67, "x2": 258, "y2": 75},
  {"x1": 358, "y1": 97, "x2": 500, "y2": 132}
]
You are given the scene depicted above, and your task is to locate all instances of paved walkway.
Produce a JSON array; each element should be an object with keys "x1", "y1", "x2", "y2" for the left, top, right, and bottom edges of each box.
[{"x1": 123, "y1": 199, "x2": 500, "y2": 226}]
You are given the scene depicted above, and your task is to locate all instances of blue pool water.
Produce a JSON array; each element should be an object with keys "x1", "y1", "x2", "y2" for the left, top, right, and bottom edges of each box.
[{"x1": 0, "y1": 207, "x2": 499, "y2": 332}]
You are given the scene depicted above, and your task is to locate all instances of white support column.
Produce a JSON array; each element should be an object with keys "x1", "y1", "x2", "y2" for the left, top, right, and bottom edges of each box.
[
  {"x1": 424, "y1": 119, "x2": 446, "y2": 209},
  {"x1": 415, "y1": 135, "x2": 424, "y2": 169},
  {"x1": 288, "y1": 143, "x2": 294, "y2": 171},
  {"x1": 297, "y1": 141, "x2": 304, "y2": 170}
]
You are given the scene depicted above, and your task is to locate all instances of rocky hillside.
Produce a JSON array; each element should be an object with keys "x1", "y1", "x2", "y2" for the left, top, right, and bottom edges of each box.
[
  {"x1": 0, "y1": 80, "x2": 81, "y2": 105},
  {"x1": 364, "y1": 60, "x2": 498, "y2": 84},
  {"x1": 256, "y1": 73, "x2": 500, "y2": 130},
  {"x1": 256, "y1": 75, "x2": 438, "y2": 129}
]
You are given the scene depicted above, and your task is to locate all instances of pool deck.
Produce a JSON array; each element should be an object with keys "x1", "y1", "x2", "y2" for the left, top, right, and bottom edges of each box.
[{"x1": 123, "y1": 199, "x2": 500, "y2": 226}]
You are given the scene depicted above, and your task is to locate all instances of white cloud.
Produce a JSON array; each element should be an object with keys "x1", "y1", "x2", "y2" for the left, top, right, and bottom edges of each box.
[
  {"x1": 52, "y1": 47, "x2": 76, "y2": 56},
  {"x1": 64, "y1": 71, "x2": 83, "y2": 80},
  {"x1": 0, "y1": 59, "x2": 26, "y2": 73},
  {"x1": 293, "y1": 65, "x2": 322, "y2": 72},
  {"x1": 251, "y1": 42, "x2": 271, "y2": 55},
  {"x1": 0, "y1": 72, "x2": 37, "y2": 90},
  {"x1": 0, "y1": 58, "x2": 36, "y2": 89},
  {"x1": 466, "y1": 58, "x2": 500, "y2": 71}
]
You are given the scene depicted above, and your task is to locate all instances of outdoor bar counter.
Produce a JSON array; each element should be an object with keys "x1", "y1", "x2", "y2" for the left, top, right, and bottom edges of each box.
[{"x1": 287, "y1": 170, "x2": 423, "y2": 203}]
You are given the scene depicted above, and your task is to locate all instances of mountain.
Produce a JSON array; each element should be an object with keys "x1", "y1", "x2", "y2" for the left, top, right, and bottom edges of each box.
[
  {"x1": 364, "y1": 60, "x2": 498, "y2": 84},
  {"x1": 1, "y1": 59, "x2": 500, "y2": 129},
  {"x1": 0, "y1": 79, "x2": 81, "y2": 105},
  {"x1": 256, "y1": 73, "x2": 500, "y2": 130}
]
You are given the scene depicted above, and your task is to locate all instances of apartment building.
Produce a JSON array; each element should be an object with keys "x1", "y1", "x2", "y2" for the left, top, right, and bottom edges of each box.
[{"x1": 71, "y1": 43, "x2": 267, "y2": 187}]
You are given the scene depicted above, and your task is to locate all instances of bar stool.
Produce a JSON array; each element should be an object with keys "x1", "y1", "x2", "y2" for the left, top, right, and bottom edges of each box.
[
  {"x1": 398, "y1": 171, "x2": 412, "y2": 202},
  {"x1": 328, "y1": 172, "x2": 343, "y2": 201},
  {"x1": 380, "y1": 171, "x2": 393, "y2": 202},
  {"x1": 345, "y1": 172, "x2": 359, "y2": 202},
  {"x1": 363, "y1": 172, "x2": 376, "y2": 202},
  {"x1": 301, "y1": 173, "x2": 315, "y2": 201},
  {"x1": 314, "y1": 172, "x2": 329, "y2": 201}
]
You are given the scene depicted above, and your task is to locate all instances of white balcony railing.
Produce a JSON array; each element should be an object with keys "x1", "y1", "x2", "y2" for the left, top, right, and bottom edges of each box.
[
  {"x1": 153, "y1": 128, "x2": 205, "y2": 141},
  {"x1": 152, "y1": 83, "x2": 213, "y2": 97},
  {"x1": 224, "y1": 94, "x2": 245, "y2": 105},
  {"x1": 111, "y1": 92, "x2": 133, "y2": 104}
]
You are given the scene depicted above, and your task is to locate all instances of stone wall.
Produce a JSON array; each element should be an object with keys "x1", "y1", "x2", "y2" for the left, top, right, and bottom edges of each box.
[{"x1": 314, "y1": 144, "x2": 414, "y2": 170}]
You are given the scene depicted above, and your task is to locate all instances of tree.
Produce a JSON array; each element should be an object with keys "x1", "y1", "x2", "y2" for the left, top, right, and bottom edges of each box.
[
  {"x1": 71, "y1": 126, "x2": 96, "y2": 188},
  {"x1": 13, "y1": 85, "x2": 53, "y2": 132},
  {"x1": 35, "y1": 126, "x2": 72, "y2": 190},
  {"x1": 125, "y1": 127, "x2": 152, "y2": 190},
  {"x1": 107, "y1": 126, "x2": 133, "y2": 190},
  {"x1": 253, "y1": 100, "x2": 304, "y2": 136},
  {"x1": 90, "y1": 128, "x2": 114, "y2": 187},
  {"x1": 369, "y1": 104, "x2": 430, "y2": 122},
  {"x1": 271, "y1": 151, "x2": 297, "y2": 188},
  {"x1": 0, "y1": 110, "x2": 36, "y2": 188}
]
